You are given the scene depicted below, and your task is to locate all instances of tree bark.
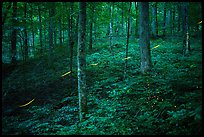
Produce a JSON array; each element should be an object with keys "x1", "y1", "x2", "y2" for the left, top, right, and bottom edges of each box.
[
  {"x1": 163, "y1": 2, "x2": 166, "y2": 36},
  {"x1": 38, "y1": 4, "x2": 43, "y2": 54},
  {"x1": 151, "y1": 2, "x2": 158, "y2": 38},
  {"x1": 182, "y1": 2, "x2": 190, "y2": 55},
  {"x1": 121, "y1": 2, "x2": 124, "y2": 36},
  {"x1": 48, "y1": 3, "x2": 54, "y2": 63},
  {"x1": 78, "y1": 2, "x2": 87, "y2": 122},
  {"x1": 89, "y1": 4, "x2": 94, "y2": 50},
  {"x1": 135, "y1": 2, "x2": 138, "y2": 37},
  {"x1": 177, "y1": 3, "x2": 181, "y2": 32},
  {"x1": 24, "y1": 2, "x2": 28, "y2": 61},
  {"x1": 139, "y1": 2, "x2": 152, "y2": 74},
  {"x1": 69, "y1": 2, "x2": 74, "y2": 89},
  {"x1": 123, "y1": 2, "x2": 131, "y2": 80},
  {"x1": 109, "y1": 2, "x2": 113, "y2": 54},
  {"x1": 11, "y1": 2, "x2": 17, "y2": 64}
]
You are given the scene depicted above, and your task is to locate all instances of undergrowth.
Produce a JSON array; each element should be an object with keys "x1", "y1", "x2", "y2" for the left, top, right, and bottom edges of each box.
[{"x1": 2, "y1": 37, "x2": 202, "y2": 135}]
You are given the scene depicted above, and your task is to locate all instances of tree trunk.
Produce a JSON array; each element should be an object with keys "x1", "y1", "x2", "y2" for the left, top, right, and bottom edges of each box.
[
  {"x1": 139, "y1": 2, "x2": 152, "y2": 74},
  {"x1": 24, "y1": 2, "x2": 28, "y2": 61},
  {"x1": 89, "y1": 4, "x2": 94, "y2": 50},
  {"x1": 44, "y1": 22, "x2": 47, "y2": 50},
  {"x1": 38, "y1": 5, "x2": 43, "y2": 54},
  {"x1": 172, "y1": 3, "x2": 175, "y2": 34},
  {"x1": 59, "y1": 15, "x2": 62, "y2": 46},
  {"x1": 135, "y1": 2, "x2": 138, "y2": 37},
  {"x1": 151, "y1": 2, "x2": 158, "y2": 38},
  {"x1": 121, "y1": 2, "x2": 124, "y2": 36},
  {"x1": 52, "y1": 2, "x2": 57, "y2": 47},
  {"x1": 123, "y1": 2, "x2": 131, "y2": 80},
  {"x1": 163, "y1": 2, "x2": 166, "y2": 36},
  {"x1": 109, "y1": 3, "x2": 113, "y2": 54},
  {"x1": 177, "y1": 3, "x2": 181, "y2": 32},
  {"x1": 69, "y1": 2, "x2": 74, "y2": 89},
  {"x1": 48, "y1": 3, "x2": 54, "y2": 63},
  {"x1": 89, "y1": 23, "x2": 93, "y2": 50},
  {"x1": 167, "y1": 8, "x2": 172, "y2": 35},
  {"x1": 30, "y1": 4, "x2": 35, "y2": 56},
  {"x1": 78, "y1": 2, "x2": 87, "y2": 122},
  {"x1": 182, "y1": 2, "x2": 190, "y2": 55},
  {"x1": 11, "y1": 2, "x2": 17, "y2": 64},
  {"x1": 75, "y1": 14, "x2": 79, "y2": 47}
]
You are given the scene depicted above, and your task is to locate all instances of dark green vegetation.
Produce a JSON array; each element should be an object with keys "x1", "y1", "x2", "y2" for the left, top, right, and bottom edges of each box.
[
  {"x1": 2, "y1": 36, "x2": 202, "y2": 135},
  {"x1": 2, "y1": 2, "x2": 202, "y2": 135}
]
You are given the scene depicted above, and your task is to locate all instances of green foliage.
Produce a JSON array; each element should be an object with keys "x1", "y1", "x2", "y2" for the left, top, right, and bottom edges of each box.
[{"x1": 2, "y1": 2, "x2": 202, "y2": 135}]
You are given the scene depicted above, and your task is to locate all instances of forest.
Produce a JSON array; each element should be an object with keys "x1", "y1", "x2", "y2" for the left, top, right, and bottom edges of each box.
[{"x1": 2, "y1": 2, "x2": 202, "y2": 135}]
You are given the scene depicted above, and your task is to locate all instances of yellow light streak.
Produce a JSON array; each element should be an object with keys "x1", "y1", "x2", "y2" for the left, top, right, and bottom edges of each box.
[
  {"x1": 123, "y1": 57, "x2": 131, "y2": 60},
  {"x1": 90, "y1": 63, "x2": 98, "y2": 66},
  {"x1": 197, "y1": 21, "x2": 202, "y2": 24},
  {"x1": 19, "y1": 98, "x2": 35, "y2": 107},
  {"x1": 61, "y1": 71, "x2": 71, "y2": 77},
  {"x1": 151, "y1": 45, "x2": 160, "y2": 50}
]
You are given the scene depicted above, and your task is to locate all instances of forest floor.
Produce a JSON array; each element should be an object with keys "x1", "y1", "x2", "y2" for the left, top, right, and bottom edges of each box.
[{"x1": 2, "y1": 35, "x2": 202, "y2": 135}]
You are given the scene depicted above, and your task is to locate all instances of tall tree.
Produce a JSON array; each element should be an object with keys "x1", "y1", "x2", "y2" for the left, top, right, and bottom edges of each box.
[
  {"x1": 182, "y1": 2, "x2": 190, "y2": 55},
  {"x1": 109, "y1": 2, "x2": 113, "y2": 55},
  {"x1": 48, "y1": 3, "x2": 54, "y2": 64},
  {"x1": 78, "y1": 2, "x2": 87, "y2": 122},
  {"x1": 123, "y1": 2, "x2": 131, "y2": 80},
  {"x1": 59, "y1": 6, "x2": 63, "y2": 46},
  {"x1": 138, "y1": 2, "x2": 152, "y2": 74},
  {"x1": 172, "y1": 3, "x2": 176, "y2": 34},
  {"x1": 121, "y1": 2, "x2": 124, "y2": 36},
  {"x1": 151, "y1": 2, "x2": 158, "y2": 38},
  {"x1": 177, "y1": 3, "x2": 182, "y2": 32},
  {"x1": 24, "y1": 2, "x2": 28, "y2": 61},
  {"x1": 135, "y1": 2, "x2": 138, "y2": 37},
  {"x1": 53, "y1": 3, "x2": 57, "y2": 47},
  {"x1": 68, "y1": 2, "x2": 74, "y2": 89},
  {"x1": 162, "y1": 2, "x2": 167, "y2": 36},
  {"x1": 11, "y1": 2, "x2": 17, "y2": 64},
  {"x1": 89, "y1": 3, "x2": 94, "y2": 50},
  {"x1": 38, "y1": 4, "x2": 43, "y2": 54},
  {"x1": 166, "y1": 5, "x2": 172, "y2": 35}
]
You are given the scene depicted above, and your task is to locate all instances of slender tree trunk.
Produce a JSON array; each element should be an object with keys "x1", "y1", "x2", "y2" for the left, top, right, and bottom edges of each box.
[
  {"x1": 38, "y1": 5, "x2": 43, "y2": 54},
  {"x1": 69, "y1": 2, "x2": 74, "y2": 89},
  {"x1": 89, "y1": 4, "x2": 94, "y2": 50},
  {"x1": 122, "y1": 2, "x2": 124, "y2": 36},
  {"x1": 53, "y1": 3, "x2": 57, "y2": 47},
  {"x1": 24, "y1": 2, "x2": 28, "y2": 61},
  {"x1": 163, "y1": 2, "x2": 166, "y2": 36},
  {"x1": 139, "y1": 2, "x2": 152, "y2": 74},
  {"x1": 151, "y1": 2, "x2": 158, "y2": 38},
  {"x1": 172, "y1": 3, "x2": 175, "y2": 34},
  {"x1": 11, "y1": 2, "x2": 17, "y2": 64},
  {"x1": 44, "y1": 22, "x2": 47, "y2": 50},
  {"x1": 75, "y1": 14, "x2": 79, "y2": 46},
  {"x1": 135, "y1": 2, "x2": 138, "y2": 37},
  {"x1": 59, "y1": 16, "x2": 62, "y2": 46},
  {"x1": 48, "y1": 3, "x2": 54, "y2": 64},
  {"x1": 30, "y1": 4, "x2": 35, "y2": 56},
  {"x1": 78, "y1": 2, "x2": 87, "y2": 122},
  {"x1": 89, "y1": 23, "x2": 93, "y2": 50},
  {"x1": 123, "y1": 2, "x2": 131, "y2": 80},
  {"x1": 109, "y1": 2, "x2": 113, "y2": 55},
  {"x1": 167, "y1": 8, "x2": 172, "y2": 35},
  {"x1": 177, "y1": 3, "x2": 181, "y2": 32},
  {"x1": 182, "y1": 2, "x2": 190, "y2": 55}
]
